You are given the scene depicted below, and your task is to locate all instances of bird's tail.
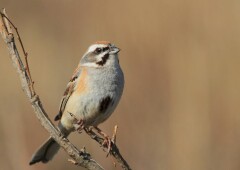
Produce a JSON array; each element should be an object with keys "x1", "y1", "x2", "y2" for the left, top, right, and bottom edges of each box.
[
  {"x1": 29, "y1": 123, "x2": 70, "y2": 165},
  {"x1": 29, "y1": 137, "x2": 60, "y2": 165}
]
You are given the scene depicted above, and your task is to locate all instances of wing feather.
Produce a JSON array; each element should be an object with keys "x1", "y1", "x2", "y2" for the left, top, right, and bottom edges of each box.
[{"x1": 54, "y1": 65, "x2": 81, "y2": 121}]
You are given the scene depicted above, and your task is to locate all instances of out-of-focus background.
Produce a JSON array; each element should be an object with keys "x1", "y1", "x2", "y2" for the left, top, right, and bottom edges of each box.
[{"x1": 0, "y1": 0, "x2": 240, "y2": 170}]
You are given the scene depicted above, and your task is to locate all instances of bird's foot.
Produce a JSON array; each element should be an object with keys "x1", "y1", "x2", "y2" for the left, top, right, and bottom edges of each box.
[
  {"x1": 74, "y1": 119, "x2": 85, "y2": 133},
  {"x1": 94, "y1": 125, "x2": 118, "y2": 156}
]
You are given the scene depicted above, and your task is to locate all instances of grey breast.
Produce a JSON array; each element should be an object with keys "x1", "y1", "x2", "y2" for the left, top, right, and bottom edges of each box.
[{"x1": 82, "y1": 65, "x2": 124, "y2": 126}]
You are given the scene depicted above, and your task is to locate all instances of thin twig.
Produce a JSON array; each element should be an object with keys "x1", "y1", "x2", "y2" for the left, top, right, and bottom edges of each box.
[
  {"x1": 0, "y1": 9, "x2": 104, "y2": 170},
  {"x1": 111, "y1": 125, "x2": 118, "y2": 144},
  {"x1": 1, "y1": 9, "x2": 35, "y2": 96}
]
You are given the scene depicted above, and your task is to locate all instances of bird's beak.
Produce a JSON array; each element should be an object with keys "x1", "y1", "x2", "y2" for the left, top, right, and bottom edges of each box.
[{"x1": 109, "y1": 46, "x2": 120, "y2": 54}]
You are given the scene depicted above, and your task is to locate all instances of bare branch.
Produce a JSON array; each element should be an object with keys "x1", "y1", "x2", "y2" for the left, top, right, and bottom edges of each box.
[{"x1": 0, "y1": 9, "x2": 103, "y2": 170}]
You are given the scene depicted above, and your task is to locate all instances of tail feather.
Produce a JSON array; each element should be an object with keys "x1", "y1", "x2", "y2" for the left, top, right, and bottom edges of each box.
[
  {"x1": 29, "y1": 137, "x2": 60, "y2": 165},
  {"x1": 29, "y1": 123, "x2": 71, "y2": 165}
]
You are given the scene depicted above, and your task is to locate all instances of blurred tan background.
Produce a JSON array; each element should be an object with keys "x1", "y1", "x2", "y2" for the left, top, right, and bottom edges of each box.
[{"x1": 0, "y1": 0, "x2": 240, "y2": 170}]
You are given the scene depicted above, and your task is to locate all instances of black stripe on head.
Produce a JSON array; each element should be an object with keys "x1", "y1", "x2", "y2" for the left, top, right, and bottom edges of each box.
[
  {"x1": 103, "y1": 47, "x2": 109, "y2": 52},
  {"x1": 99, "y1": 96, "x2": 112, "y2": 113},
  {"x1": 96, "y1": 53, "x2": 109, "y2": 66}
]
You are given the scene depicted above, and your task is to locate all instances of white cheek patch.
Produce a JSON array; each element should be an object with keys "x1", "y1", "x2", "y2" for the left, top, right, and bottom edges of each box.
[{"x1": 80, "y1": 62, "x2": 101, "y2": 68}]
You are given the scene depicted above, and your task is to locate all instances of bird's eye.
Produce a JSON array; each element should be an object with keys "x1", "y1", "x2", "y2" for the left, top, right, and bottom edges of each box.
[
  {"x1": 94, "y1": 48, "x2": 102, "y2": 54},
  {"x1": 103, "y1": 47, "x2": 109, "y2": 52}
]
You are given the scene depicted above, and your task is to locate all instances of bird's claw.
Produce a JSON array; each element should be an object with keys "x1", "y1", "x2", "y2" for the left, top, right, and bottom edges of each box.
[
  {"x1": 102, "y1": 136, "x2": 114, "y2": 156},
  {"x1": 94, "y1": 125, "x2": 118, "y2": 157},
  {"x1": 74, "y1": 119, "x2": 85, "y2": 133}
]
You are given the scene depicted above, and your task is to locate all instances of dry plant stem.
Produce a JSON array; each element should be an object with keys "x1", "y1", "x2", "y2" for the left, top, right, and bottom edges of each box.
[
  {"x1": 111, "y1": 125, "x2": 118, "y2": 144},
  {"x1": 0, "y1": 10, "x2": 34, "y2": 96},
  {"x1": 0, "y1": 9, "x2": 103, "y2": 170}
]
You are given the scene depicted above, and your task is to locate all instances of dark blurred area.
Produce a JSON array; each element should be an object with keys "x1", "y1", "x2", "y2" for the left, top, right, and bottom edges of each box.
[{"x1": 1, "y1": 0, "x2": 240, "y2": 170}]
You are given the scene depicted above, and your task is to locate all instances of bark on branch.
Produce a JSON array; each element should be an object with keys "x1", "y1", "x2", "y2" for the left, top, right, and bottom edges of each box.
[{"x1": 0, "y1": 9, "x2": 131, "y2": 170}]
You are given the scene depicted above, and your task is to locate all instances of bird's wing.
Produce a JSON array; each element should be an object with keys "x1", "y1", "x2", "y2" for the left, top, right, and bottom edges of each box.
[{"x1": 54, "y1": 65, "x2": 81, "y2": 121}]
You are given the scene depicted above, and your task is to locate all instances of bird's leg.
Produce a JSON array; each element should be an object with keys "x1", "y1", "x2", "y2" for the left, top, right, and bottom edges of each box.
[
  {"x1": 93, "y1": 126, "x2": 118, "y2": 156},
  {"x1": 68, "y1": 111, "x2": 85, "y2": 133},
  {"x1": 74, "y1": 119, "x2": 85, "y2": 133},
  {"x1": 94, "y1": 127, "x2": 112, "y2": 154}
]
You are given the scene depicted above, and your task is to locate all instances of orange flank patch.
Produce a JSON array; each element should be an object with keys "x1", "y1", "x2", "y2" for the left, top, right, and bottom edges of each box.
[
  {"x1": 75, "y1": 67, "x2": 88, "y2": 94},
  {"x1": 95, "y1": 41, "x2": 110, "y2": 45}
]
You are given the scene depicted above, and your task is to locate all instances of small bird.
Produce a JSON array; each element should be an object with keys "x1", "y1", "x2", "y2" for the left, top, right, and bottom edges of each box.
[{"x1": 29, "y1": 41, "x2": 124, "y2": 165}]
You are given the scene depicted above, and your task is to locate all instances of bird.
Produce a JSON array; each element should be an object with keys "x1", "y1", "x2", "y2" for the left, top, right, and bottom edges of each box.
[{"x1": 29, "y1": 41, "x2": 124, "y2": 165}]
